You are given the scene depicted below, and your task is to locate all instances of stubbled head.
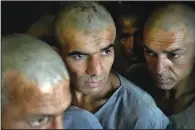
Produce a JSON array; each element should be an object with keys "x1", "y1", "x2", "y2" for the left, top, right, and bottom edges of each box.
[
  {"x1": 2, "y1": 34, "x2": 71, "y2": 129},
  {"x1": 54, "y1": 2, "x2": 116, "y2": 96},
  {"x1": 55, "y1": 1, "x2": 116, "y2": 45},
  {"x1": 143, "y1": 4, "x2": 195, "y2": 90}
]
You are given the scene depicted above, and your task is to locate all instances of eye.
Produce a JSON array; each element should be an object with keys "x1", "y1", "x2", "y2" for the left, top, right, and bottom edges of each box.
[
  {"x1": 167, "y1": 52, "x2": 180, "y2": 59},
  {"x1": 120, "y1": 33, "x2": 132, "y2": 41},
  {"x1": 72, "y1": 54, "x2": 87, "y2": 60},
  {"x1": 27, "y1": 116, "x2": 52, "y2": 128},
  {"x1": 101, "y1": 49, "x2": 112, "y2": 56},
  {"x1": 144, "y1": 49, "x2": 156, "y2": 57}
]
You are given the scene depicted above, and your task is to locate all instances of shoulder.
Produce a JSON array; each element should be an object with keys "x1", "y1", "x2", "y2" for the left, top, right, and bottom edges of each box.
[
  {"x1": 111, "y1": 72, "x2": 156, "y2": 107},
  {"x1": 118, "y1": 75, "x2": 169, "y2": 128},
  {"x1": 63, "y1": 106, "x2": 103, "y2": 129},
  {"x1": 169, "y1": 101, "x2": 195, "y2": 129}
]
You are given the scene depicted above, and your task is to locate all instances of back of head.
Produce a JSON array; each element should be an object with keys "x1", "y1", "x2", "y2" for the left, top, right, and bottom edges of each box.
[
  {"x1": 2, "y1": 34, "x2": 69, "y2": 105},
  {"x1": 54, "y1": 1, "x2": 115, "y2": 44},
  {"x1": 144, "y1": 4, "x2": 195, "y2": 42}
]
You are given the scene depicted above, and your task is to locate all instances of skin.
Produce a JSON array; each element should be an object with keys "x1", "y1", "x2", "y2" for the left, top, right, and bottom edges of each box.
[
  {"x1": 112, "y1": 13, "x2": 146, "y2": 76},
  {"x1": 118, "y1": 15, "x2": 142, "y2": 60},
  {"x1": 55, "y1": 2, "x2": 120, "y2": 112},
  {"x1": 143, "y1": 4, "x2": 195, "y2": 115},
  {"x1": 60, "y1": 25, "x2": 119, "y2": 112},
  {"x1": 2, "y1": 34, "x2": 71, "y2": 129},
  {"x1": 2, "y1": 72, "x2": 70, "y2": 129}
]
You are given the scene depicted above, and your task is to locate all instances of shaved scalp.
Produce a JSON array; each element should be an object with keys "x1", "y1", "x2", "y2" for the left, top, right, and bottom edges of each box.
[
  {"x1": 54, "y1": 1, "x2": 115, "y2": 44},
  {"x1": 2, "y1": 34, "x2": 69, "y2": 105},
  {"x1": 144, "y1": 4, "x2": 195, "y2": 42}
]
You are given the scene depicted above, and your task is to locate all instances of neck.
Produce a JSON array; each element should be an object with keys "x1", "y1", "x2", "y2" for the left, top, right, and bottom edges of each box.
[{"x1": 71, "y1": 72, "x2": 120, "y2": 112}]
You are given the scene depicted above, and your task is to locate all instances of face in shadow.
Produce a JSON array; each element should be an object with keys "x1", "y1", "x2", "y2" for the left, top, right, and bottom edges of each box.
[{"x1": 118, "y1": 15, "x2": 144, "y2": 63}]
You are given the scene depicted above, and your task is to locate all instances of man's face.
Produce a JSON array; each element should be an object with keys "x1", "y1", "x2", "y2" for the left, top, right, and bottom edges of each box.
[
  {"x1": 2, "y1": 72, "x2": 71, "y2": 129},
  {"x1": 118, "y1": 16, "x2": 142, "y2": 60},
  {"x1": 60, "y1": 25, "x2": 116, "y2": 95},
  {"x1": 144, "y1": 28, "x2": 195, "y2": 90}
]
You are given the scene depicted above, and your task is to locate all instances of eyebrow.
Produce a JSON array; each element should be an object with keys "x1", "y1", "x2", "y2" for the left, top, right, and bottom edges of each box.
[
  {"x1": 100, "y1": 44, "x2": 114, "y2": 51},
  {"x1": 165, "y1": 48, "x2": 183, "y2": 53},
  {"x1": 68, "y1": 51, "x2": 89, "y2": 56},
  {"x1": 144, "y1": 44, "x2": 183, "y2": 53},
  {"x1": 143, "y1": 44, "x2": 154, "y2": 52},
  {"x1": 68, "y1": 43, "x2": 114, "y2": 56}
]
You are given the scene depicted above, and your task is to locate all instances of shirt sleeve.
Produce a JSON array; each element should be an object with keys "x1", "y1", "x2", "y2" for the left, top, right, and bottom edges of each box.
[
  {"x1": 129, "y1": 93, "x2": 170, "y2": 129},
  {"x1": 133, "y1": 113, "x2": 169, "y2": 129},
  {"x1": 63, "y1": 106, "x2": 103, "y2": 129}
]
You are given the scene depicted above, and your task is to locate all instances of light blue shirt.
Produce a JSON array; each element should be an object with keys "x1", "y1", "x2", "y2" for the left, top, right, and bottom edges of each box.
[
  {"x1": 95, "y1": 72, "x2": 169, "y2": 129},
  {"x1": 64, "y1": 106, "x2": 103, "y2": 129}
]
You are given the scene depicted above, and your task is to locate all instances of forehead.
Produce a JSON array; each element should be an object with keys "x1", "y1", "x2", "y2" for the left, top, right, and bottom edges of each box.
[
  {"x1": 144, "y1": 27, "x2": 191, "y2": 51},
  {"x1": 3, "y1": 72, "x2": 71, "y2": 119},
  {"x1": 119, "y1": 16, "x2": 137, "y2": 27},
  {"x1": 61, "y1": 25, "x2": 115, "y2": 53}
]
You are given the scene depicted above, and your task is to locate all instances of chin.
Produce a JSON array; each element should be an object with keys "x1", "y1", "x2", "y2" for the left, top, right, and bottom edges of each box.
[
  {"x1": 157, "y1": 83, "x2": 175, "y2": 90},
  {"x1": 79, "y1": 85, "x2": 102, "y2": 95}
]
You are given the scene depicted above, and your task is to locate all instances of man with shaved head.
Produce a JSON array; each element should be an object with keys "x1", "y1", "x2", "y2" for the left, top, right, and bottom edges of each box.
[
  {"x1": 54, "y1": 1, "x2": 169, "y2": 129},
  {"x1": 126, "y1": 4, "x2": 195, "y2": 128},
  {"x1": 1, "y1": 34, "x2": 103, "y2": 129},
  {"x1": 112, "y1": 3, "x2": 148, "y2": 75}
]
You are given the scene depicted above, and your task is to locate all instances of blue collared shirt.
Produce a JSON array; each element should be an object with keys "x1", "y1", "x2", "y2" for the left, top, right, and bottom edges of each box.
[
  {"x1": 94, "y1": 72, "x2": 169, "y2": 129},
  {"x1": 64, "y1": 106, "x2": 103, "y2": 129}
]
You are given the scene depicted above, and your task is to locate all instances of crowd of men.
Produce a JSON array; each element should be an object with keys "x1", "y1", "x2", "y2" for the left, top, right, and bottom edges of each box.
[{"x1": 2, "y1": 1, "x2": 195, "y2": 129}]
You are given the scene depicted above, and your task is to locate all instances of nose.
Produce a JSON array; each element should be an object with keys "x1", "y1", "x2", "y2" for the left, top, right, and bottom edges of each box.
[
  {"x1": 156, "y1": 55, "x2": 167, "y2": 75},
  {"x1": 128, "y1": 36, "x2": 134, "y2": 50},
  {"x1": 86, "y1": 55, "x2": 103, "y2": 77},
  {"x1": 124, "y1": 36, "x2": 134, "y2": 51}
]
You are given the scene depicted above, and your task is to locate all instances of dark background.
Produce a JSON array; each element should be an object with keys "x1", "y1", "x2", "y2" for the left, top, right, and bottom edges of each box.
[{"x1": 2, "y1": 1, "x2": 195, "y2": 36}]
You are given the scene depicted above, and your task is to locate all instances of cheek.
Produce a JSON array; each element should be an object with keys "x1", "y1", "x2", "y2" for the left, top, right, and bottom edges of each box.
[
  {"x1": 172, "y1": 61, "x2": 193, "y2": 79},
  {"x1": 102, "y1": 55, "x2": 114, "y2": 72},
  {"x1": 124, "y1": 40, "x2": 129, "y2": 48},
  {"x1": 124, "y1": 39, "x2": 133, "y2": 49},
  {"x1": 65, "y1": 59, "x2": 87, "y2": 76}
]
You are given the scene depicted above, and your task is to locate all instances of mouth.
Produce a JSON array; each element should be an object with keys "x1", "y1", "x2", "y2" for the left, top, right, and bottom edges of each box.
[
  {"x1": 85, "y1": 80, "x2": 101, "y2": 88},
  {"x1": 156, "y1": 79, "x2": 170, "y2": 85}
]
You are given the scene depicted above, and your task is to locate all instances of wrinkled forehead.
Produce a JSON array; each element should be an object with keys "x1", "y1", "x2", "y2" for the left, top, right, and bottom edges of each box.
[
  {"x1": 143, "y1": 4, "x2": 195, "y2": 50},
  {"x1": 60, "y1": 24, "x2": 116, "y2": 46},
  {"x1": 3, "y1": 71, "x2": 70, "y2": 118},
  {"x1": 3, "y1": 71, "x2": 69, "y2": 95},
  {"x1": 143, "y1": 27, "x2": 194, "y2": 51}
]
